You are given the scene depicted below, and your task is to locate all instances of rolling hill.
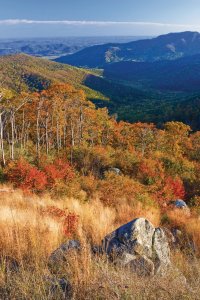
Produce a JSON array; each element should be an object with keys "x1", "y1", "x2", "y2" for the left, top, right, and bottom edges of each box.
[
  {"x1": 55, "y1": 31, "x2": 200, "y2": 68},
  {"x1": 0, "y1": 54, "x2": 108, "y2": 100},
  {"x1": 0, "y1": 53, "x2": 153, "y2": 108}
]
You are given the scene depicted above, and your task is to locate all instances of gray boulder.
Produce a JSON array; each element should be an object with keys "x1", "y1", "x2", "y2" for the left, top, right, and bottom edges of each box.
[
  {"x1": 48, "y1": 240, "x2": 80, "y2": 275},
  {"x1": 102, "y1": 218, "x2": 171, "y2": 276}
]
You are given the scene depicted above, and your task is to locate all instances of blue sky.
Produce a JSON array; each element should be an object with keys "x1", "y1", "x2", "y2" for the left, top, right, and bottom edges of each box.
[{"x1": 1, "y1": 0, "x2": 200, "y2": 38}]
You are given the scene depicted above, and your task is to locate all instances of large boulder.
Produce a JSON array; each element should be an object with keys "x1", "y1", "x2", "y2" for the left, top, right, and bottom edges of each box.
[{"x1": 102, "y1": 218, "x2": 171, "y2": 276}]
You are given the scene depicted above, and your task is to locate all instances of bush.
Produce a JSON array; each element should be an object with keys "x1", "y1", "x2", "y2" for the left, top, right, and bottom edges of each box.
[
  {"x1": 98, "y1": 172, "x2": 143, "y2": 206},
  {"x1": 44, "y1": 159, "x2": 75, "y2": 189},
  {"x1": 5, "y1": 158, "x2": 47, "y2": 193}
]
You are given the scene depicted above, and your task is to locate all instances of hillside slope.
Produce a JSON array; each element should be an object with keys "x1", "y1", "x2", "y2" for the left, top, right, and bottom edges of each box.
[
  {"x1": 104, "y1": 54, "x2": 200, "y2": 92},
  {"x1": 55, "y1": 31, "x2": 200, "y2": 68},
  {"x1": 0, "y1": 54, "x2": 107, "y2": 100}
]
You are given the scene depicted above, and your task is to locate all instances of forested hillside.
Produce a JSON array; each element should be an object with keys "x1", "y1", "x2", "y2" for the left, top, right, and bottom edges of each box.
[
  {"x1": 1, "y1": 53, "x2": 200, "y2": 131},
  {"x1": 103, "y1": 54, "x2": 200, "y2": 92},
  {"x1": 0, "y1": 54, "x2": 107, "y2": 100},
  {"x1": 0, "y1": 82, "x2": 200, "y2": 207}
]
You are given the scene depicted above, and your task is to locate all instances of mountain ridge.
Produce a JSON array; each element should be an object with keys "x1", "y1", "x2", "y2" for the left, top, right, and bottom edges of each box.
[{"x1": 55, "y1": 31, "x2": 200, "y2": 68}]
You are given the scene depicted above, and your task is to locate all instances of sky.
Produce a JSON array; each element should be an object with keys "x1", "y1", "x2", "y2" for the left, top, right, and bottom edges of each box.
[{"x1": 1, "y1": 0, "x2": 200, "y2": 38}]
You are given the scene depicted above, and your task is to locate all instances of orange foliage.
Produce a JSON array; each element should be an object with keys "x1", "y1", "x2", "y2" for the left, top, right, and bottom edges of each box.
[{"x1": 44, "y1": 159, "x2": 75, "y2": 189}]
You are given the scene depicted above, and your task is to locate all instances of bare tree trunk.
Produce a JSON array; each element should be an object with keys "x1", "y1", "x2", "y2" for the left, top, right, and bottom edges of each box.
[
  {"x1": 36, "y1": 106, "x2": 41, "y2": 160},
  {"x1": 79, "y1": 105, "x2": 83, "y2": 144},
  {"x1": 70, "y1": 120, "x2": 75, "y2": 164},
  {"x1": 0, "y1": 113, "x2": 5, "y2": 167},
  {"x1": 45, "y1": 113, "x2": 49, "y2": 155},
  {"x1": 10, "y1": 109, "x2": 15, "y2": 160},
  {"x1": 21, "y1": 109, "x2": 25, "y2": 150}
]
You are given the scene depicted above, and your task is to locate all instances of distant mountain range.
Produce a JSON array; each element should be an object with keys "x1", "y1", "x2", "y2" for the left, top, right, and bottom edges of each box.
[
  {"x1": 55, "y1": 31, "x2": 200, "y2": 68},
  {"x1": 0, "y1": 36, "x2": 147, "y2": 59}
]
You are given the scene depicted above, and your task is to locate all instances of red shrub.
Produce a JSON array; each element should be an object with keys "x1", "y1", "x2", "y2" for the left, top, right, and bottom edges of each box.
[
  {"x1": 44, "y1": 159, "x2": 75, "y2": 189},
  {"x1": 165, "y1": 176, "x2": 185, "y2": 199},
  {"x1": 6, "y1": 158, "x2": 47, "y2": 193},
  {"x1": 155, "y1": 176, "x2": 185, "y2": 205},
  {"x1": 42, "y1": 206, "x2": 79, "y2": 238}
]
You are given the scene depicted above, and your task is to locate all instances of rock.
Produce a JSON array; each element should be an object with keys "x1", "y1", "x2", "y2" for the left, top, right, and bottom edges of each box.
[
  {"x1": 172, "y1": 228, "x2": 196, "y2": 254},
  {"x1": 162, "y1": 227, "x2": 176, "y2": 248},
  {"x1": 152, "y1": 228, "x2": 171, "y2": 274},
  {"x1": 0, "y1": 256, "x2": 20, "y2": 274},
  {"x1": 48, "y1": 240, "x2": 80, "y2": 275},
  {"x1": 102, "y1": 218, "x2": 171, "y2": 276},
  {"x1": 173, "y1": 199, "x2": 188, "y2": 209},
  {"x1": 108, "y1": 167, "x2": 121, "y2": 175},
  {"x1": 45, "y1": 276, "x2": 73, "y2": 300},
  {"x1": 129, "y1": 255, "x2": 155, "y2": 276},
  {"x1": 91, "y1": 245, "x2": 104, "y2": 256},
  {"x1": 169, "y1": 200, "x2": 190, "y2": 216}
]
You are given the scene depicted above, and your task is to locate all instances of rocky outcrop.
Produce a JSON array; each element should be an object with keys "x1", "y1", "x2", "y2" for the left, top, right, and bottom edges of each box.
[{"x1": 102, "y1": 218, "x2": 171, "y2": 276}]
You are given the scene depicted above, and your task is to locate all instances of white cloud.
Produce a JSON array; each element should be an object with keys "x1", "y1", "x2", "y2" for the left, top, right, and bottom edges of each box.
[{"x1": 0, "y1": 19, "x2": 199, "y2": 29}]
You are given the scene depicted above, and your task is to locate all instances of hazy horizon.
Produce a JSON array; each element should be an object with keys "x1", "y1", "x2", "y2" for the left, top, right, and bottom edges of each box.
[{"x1": 1, "y1": 0, "x2": 200, "y2": 38}]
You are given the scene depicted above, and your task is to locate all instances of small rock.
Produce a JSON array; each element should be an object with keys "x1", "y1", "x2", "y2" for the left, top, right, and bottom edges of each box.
[
  {"x1": 172, "y1": 228, "x2": 196, "y2": 254},
  {"x1": 48, "y1": 240, "x2": 80, "y2": 275},
  {"x1": 108, "y1": 168, "x2": 121, "y2": 175},
  {"x1": 0, "y1": 256, "x2": 20, "y2": 274},
  {"x1": 46, "y1": 276, "x2": 73, "y2": 300},
  {"x1": 91, "y1": 245, "x2": 104, "y2": 256},
  {"x1": 174, "y1": 199, "x2": 188, "y2": 209}
]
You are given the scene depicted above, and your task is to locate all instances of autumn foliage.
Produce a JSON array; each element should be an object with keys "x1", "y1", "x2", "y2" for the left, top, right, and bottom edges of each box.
[
  {"x1": 5, "y1": 159, "x2": 47, "y2": 193},
  {"x1": 5, "y1": 158, "x2": 75, "y2": 194},
  {"x1": 0, "y1": 83, "x2": 200, "y2": 210},
  {"x1": 44, "y1": 159, "x2": 75, "y2": 189},
  {"x1": 41, "y1": 206, "x2": 79, "y2": 238}
]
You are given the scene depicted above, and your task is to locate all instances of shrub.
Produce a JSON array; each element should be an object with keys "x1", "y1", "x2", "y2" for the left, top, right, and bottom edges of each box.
[
  {"x1": 98, "y1": 172, "x2": 143, "y2": 206},
  {"x1": 41, "y1": 206, "x2": 79, "y2": 238},
  {"x1": 5, "y1": 158, "x2": 47, "y2": 193},
  {"x1": 44, "y1": 159, "x2": 75, "y2": 189}
]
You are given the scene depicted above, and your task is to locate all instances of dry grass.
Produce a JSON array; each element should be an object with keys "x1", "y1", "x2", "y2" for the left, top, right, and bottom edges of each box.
[
  {"x1": 167, "y1": 209, "x2": 200, "y2": 255},
  {"x1": 0, "y1": 186, "x2": 200, "y2": 299}
]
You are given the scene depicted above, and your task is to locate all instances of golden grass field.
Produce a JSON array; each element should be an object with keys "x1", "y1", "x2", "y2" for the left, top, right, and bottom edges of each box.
[{"x1": 0, "y1": 186, "x2": 200, "y2": 299}]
